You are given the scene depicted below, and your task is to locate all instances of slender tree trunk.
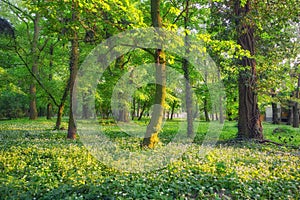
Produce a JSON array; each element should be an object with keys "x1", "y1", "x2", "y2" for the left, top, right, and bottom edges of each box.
[
  {"x1": 47, "y1": 44, "x2": 54, "y2": 120},
  {"x1": 287, "y1": 100, "x2": 293, "y2": 125},
  {"x1": 272, "y1": 103, "x2": 279, "y2": 124},
  {"x1": 29, "y1": 14, "x2": 40, "y2": 120},
  {"x1": 204, "y1": 98, "x2": 210, "y2": 122},
  {"x1": 182, "y1": 0, "x2": 194, "y2": 137},
  {"x1": 137, "y1": 100, "x2": 140, "y2": 118},
  {"x1": 271, "y1": 89, "x2": 279, "y2": 124},
  {"x1": 115, "y1": 55, "x2": 129, "y2": 122},
  {"x1": 138, "y1": 102, "x2": 147, "y2": 121},
  {"x1": 55, "y1": 78, "x2": 70, "y2": 130},
  {"x1": 142, "y1": 0, "x2": 166, "y2": 148},
  {"x1": 218, "y1": 70, "x2": 224, "y2": 123},
  {"x1": 67, "y1": 6, "x2": 79, "y2": 139},
  {"x1": 235, "y1": 0, "x2": 263, "y2": 139},
  {"x1": 132, "y1": 97, "x2": 136, "y2": 120},
  {"x1": 82, "y1": 93, "x2": 89, "y2": 119},
  {"x1": 292, "y1": 74, "x2": 300, "y2": 128},
  {"x1": 170, "y1": 100, "x2": 176, "y2": 120}
]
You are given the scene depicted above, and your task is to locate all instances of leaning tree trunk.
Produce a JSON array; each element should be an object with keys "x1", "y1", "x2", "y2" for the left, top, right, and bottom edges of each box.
[
  {"x1": 29, "y1": 13, "x2": 40, "y2": 120},
  {"x1": 67, "y1": 7, "x2": 79, "y2": 139},
  {"x1": 235, "y1": 0, "x2": 263, "y2": 139},
  {"x1": 142, "y1": 0, "x2": 166, "y2": 148}
]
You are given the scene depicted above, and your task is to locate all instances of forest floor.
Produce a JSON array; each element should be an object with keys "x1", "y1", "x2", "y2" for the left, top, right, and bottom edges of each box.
[{"x1": 0, "y1": 118, "x2": 299, "y2": 199}]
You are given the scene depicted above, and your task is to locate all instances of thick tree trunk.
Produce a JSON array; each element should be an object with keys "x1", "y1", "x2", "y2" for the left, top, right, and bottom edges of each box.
[
  {"x1": 29, "y1": 14, "x2": 40, "y2": 120},
  {"x1": 67, "y1": 7, "x2": 79, "y2": 139},
  {"x1": 235, "y1": 0, "x2": 263, "y2": 139},
  {"x1": 142, "y1": 0, "x2": 166, "y2": 148}
]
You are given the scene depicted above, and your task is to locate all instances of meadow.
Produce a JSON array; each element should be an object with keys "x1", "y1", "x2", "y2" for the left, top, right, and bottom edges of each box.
[{"x1": 0, "y1": 118, "x2": 299, "y2": 199}]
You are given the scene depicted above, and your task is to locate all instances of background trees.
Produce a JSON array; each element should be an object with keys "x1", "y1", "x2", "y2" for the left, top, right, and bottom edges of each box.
[{"x1": 0, "y1": 0, "x2": 299, "y2": 142}]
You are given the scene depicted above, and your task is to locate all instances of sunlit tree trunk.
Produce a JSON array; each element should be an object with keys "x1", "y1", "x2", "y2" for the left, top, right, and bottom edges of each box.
[
  {"x1": 142, "y1": 0, "x2": 166, "y2": 148},
  {"x1": 235, "y1": 0, "x2": 263, "y2": 139}
]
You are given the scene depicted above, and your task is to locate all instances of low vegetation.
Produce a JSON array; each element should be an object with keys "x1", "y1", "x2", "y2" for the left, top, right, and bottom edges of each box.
[{"x1": 0, "y1": 119, "x2": 299, "y2": 199}]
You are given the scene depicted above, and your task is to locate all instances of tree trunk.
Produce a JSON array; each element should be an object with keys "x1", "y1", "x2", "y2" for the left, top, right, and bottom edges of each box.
[
  {"x1": 115, "y1": 55, "x2": 129, "y2": 122},
  {"x1": 287, "y1": 100, "x2": 293, "y2": 125},
  {"x1": 142, "y1": 0, "x2": 166, "y2": 148},
  {"x1": 204, "y1": 98, "x2": 210, "y2": 122},
  {"x1": 292, "y1": 102, "x2": 299, "y2": 128},
  {"x1": 67, "y1": 6, "x2": 79, "y2": 139},
  {"x1": 272, "y1": 102, "x2": 279, "y2": 124},
  {"x1": 132, "y1": 97, "x2": 136, "y2": 120},
  {"x1": 170, "y1": 100, "x2": 176, "y2": 120},
  {"x1": 182, "y1": 0, "x2": 194, "y2": 137},
  {"x1": 47, "y1": 43, "x2": 54, "y2": 120},
  {"x1": 46, "y1": 103, "x2": 52, "y2": 120},
  {"x1": 29, "y1": 14, "x2": 40, "y2": 120},
  {"x1": 55, "y1": 104, "x2": 64, "y2": 129},
  {"x1": 292, "y1": 74, "x2": 300, "y2": 128},
  {"x1": 138, "y1": 102, "x2": 147, "y2": 121},
  {"x1": 235, "y1": 0, "x2": 263, "y2": 139}
]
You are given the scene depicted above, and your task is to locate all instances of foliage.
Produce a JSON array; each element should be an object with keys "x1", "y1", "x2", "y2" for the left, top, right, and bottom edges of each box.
[{"x1": 0, "y1": 119, "x2": 299, "y2": 199}]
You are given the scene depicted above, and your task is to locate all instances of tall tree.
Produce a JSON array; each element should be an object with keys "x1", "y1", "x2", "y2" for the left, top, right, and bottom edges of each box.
[
  {"x1": 234, "y1": 0, "x2": 263, "y2": 139},
  {"x1": 182, "y1": 0, "x2": 194, "y2": 137},
  {"x1": 142, "y1": 0, "x2": 166, "y2": 148},
  {"x1": 67, "y1": 1, "x2": 79, "y2": 139}
]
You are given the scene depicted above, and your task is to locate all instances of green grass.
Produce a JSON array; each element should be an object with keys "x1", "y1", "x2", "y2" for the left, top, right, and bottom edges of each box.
[{"x1": 0, "y1": 118, "x2": 299, "y2": 199}]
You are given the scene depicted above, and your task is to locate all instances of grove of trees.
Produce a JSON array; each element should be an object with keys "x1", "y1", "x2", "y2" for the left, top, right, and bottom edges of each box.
[{"x1": 0, "y1": 0, "x2": 299, "y2": 147}]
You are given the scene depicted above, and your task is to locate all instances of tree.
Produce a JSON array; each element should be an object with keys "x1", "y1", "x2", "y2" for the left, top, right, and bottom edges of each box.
[
  {"x1": 234, "y1": 0, "x2": 263, "y2": 139},
  {"x1": 182, "y1": 0, "x2": 194, "y2": 137},
  {"x1": 142, "y1": 0, "x2": 166, "y2": 148}
]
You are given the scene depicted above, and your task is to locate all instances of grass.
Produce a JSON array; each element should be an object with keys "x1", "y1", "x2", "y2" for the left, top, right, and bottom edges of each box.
[{"x1": 0, "y1": 118, "x2": 299, "y2": 199}]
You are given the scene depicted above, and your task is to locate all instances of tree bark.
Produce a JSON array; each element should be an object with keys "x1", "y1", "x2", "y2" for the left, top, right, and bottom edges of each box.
[
  {"x1": 287, "y1": 100, "x2": 293, "y2": 125},
  {"x1": 170, "y1": 100, "x2": 176, "y2": 120},
  {"x1": 272, "y1": 102, "x2": 279, "y2": 124},
  {"x1": 131, "y1": 97, "x2": 136, "y2": 120},
  {"x1": 29, "y1": 14, "x2": 40, "y2": 120},
  {"x1": 235, "y1": 0, "x2": 263, "y2": 139},
  {"x1": 142, "y1": 0, "x2": 166, "y2": 148},
  {"x1": 115, "y1": 55, "x2": 129, "y2": 122},
  {"x1": 47, "y1": 43, "x2": 54, "y2": 120},
  {"x1": 292, "y1": 74, "x2": 300, "y2": 128},
  {"x1": 138, "y1": 102, "x2": 147, "y2": 121},
  {"x1": 182, "y1": 0, "x2": 194, "y2": 137},
  {"x1": 67, "y1": 6, "x2": 79, "y2": 139}
]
